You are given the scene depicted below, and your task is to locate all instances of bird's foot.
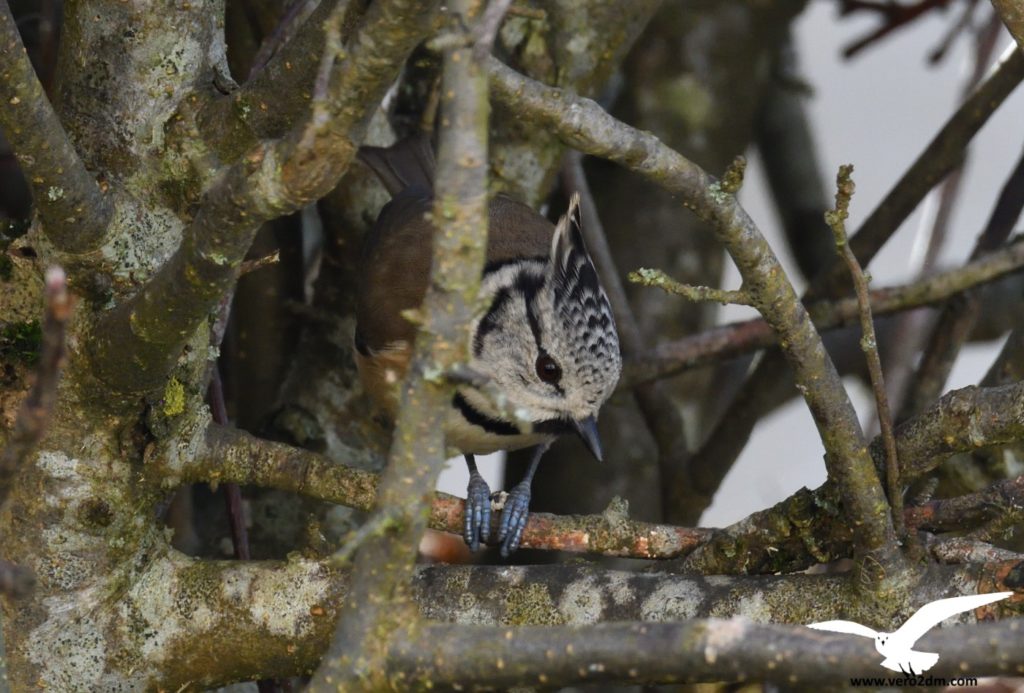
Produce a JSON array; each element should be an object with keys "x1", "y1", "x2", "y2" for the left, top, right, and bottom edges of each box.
[
  {"x1": 463, "y1": 470, "x2": 492, "y2": 552},
  {"x1": 497, "y1": 481, "x2": 531, "y2": 557}
]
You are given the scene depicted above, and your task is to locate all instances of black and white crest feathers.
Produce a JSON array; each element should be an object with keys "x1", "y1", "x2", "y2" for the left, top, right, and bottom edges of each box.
[{"x1": 548, "y1": 194, "x2": 620, "y2": 398}]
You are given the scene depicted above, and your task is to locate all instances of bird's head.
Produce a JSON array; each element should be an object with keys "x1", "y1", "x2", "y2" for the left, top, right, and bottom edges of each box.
[{"x1": 466, "y1": 194, "x2": 622, "y2": 459}]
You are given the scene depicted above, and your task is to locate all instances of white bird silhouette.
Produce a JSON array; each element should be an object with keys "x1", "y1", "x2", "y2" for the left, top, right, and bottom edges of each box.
[{"x1": 807, "y1": 591, "x2": 1013, "y2": 675}]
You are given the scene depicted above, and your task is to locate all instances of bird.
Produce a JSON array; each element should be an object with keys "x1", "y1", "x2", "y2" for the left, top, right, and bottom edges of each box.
[
  {"x1": 807, "y1": 591, "x2": 1013, "y2": 675},
  {"x1": 355, "y1": 135, "x2": 622, "y2": 557}
]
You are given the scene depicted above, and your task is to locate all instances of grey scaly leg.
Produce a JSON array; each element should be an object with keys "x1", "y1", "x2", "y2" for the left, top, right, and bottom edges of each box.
[
  {"x1": 498, "y1": 442, "x2": 551, "y2": 557},
  {"x1": 463, "y1": 454, "x2": 491, "y2": 551}
]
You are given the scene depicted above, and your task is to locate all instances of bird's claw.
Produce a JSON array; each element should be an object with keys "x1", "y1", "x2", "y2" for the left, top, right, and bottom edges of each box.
[
  {"x1": 497, "y1": 481, "x2": 531, "y2": 557},
  {"x1": 463, "y1": 470, "x2": 492, "y2": 552}
]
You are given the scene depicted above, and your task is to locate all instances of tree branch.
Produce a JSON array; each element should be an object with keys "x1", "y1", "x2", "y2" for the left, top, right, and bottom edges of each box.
[
  {"x1": 677, "y1": 47, "x2": 1024, "y2": 527},
  {"x1": 826, "y1": 165, "x2": 903, "y2": 537},
  {"x1": 991, "y1": 1, "x2": 1024, "y2": 50},
  {"x1": 0, "y1": 266, "x2": 68, "y2": 505},
  {"x1": 309, "y1": 2, "x2": 491, "y2": 687},
  {"x1": 486, "y1": 58, "x2": 901, "y2": 570},
  {"x1": 188, "y1": 374, "x2": 1024, "y2": 574},
  {"x1": 907, "y1": 474, "x2": 1024, "y2": 534},
  {"x1": 887, "y1": 380, "x2": 1024, "y2": 481},
  {"x1": 134, "y1": 556, "x2": 1020, "y2": 689},
  {"x1": 187, "y1": 426, "x2": 710, "y2": 561},
  {"x1": 899, "y1": 141, "x2": 1024, "y2": 420},
  {"x1": 0, "y1": 1, "x2": 112, "y2": 253},
  {"x1": 194, "y1": 0, "x2": 363, "y2": 161},
  {"x1": 389, "y1": 617, "x2": 1024, "y2": 688},
  {"x1": 682, "y1": 380, "x2": 1024, "y2": 575},
  {"x1": 86, "y1": 0, "x2": 438, "y2": 399},
  {"x1": 623, "y1": 237, "x2": 1024, "y2": 387}
]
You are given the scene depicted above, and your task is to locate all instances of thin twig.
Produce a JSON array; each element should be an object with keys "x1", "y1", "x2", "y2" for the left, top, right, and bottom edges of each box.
[
  {"x1": 629, "y1": 268, "x2": 752, "y2": 306},
  {"x1": 884, "y1": 9, "x2": 1002, "y2": 429},
  {"x1": 247, "y1": 0, "x2": 319, "y2": 81},
  {"x1": 472, "y1": 0, "x2": 515, "y2": 61},
  {"x1": 0, "y1": 266, "x2": 70, "y2": 504},
  {"x1": 839, "y1": 0, "x2": 955, "y2": 59},
  {"x1": 622, "y1": 236, "x2": 1024, "y2": 387},
  {"x1": 239, "y1": 249, "x2": 281, "y2": 276},
  {"x1": 899, "y1": 142, "x2": 1024, "y2": 420},
  {"x1": 826, "y1": 165, "x2": 903, "y2": 538},
  {"x1": 207, "y1": 370, "x2": 251, "y2": 561}
]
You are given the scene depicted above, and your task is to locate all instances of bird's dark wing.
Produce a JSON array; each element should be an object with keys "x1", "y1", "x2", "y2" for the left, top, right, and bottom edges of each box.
[
  {"x1": 358, "y1": 134, "x2": 435, "y2": 197},
  {"x1": 356, "y1": 189, "x2": 434, "y2": 354}
]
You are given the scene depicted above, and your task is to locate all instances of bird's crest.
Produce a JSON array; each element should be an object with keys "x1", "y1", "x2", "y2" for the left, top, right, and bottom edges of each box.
[{"x1": 546, "y1": 193, "x2": 621, "y2": 400}]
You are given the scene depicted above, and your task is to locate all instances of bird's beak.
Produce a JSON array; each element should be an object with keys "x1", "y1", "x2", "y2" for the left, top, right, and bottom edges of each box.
[{"x1": 573, "y1": 416, "x2": 603, "y2": 462}]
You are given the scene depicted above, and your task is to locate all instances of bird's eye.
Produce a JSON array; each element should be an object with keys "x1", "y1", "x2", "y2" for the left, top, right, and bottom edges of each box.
[{"x1": 535, "y1": 353, "x2": 562, "y2": 384}]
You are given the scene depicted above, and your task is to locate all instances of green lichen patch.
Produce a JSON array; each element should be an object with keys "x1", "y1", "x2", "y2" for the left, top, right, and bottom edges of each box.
[
  {"x1": 161, "y1": 377, "x2": 186, "y2": 417},
  {"x1": 503, "y1": 582, "x2": 565, "y2": 626}
]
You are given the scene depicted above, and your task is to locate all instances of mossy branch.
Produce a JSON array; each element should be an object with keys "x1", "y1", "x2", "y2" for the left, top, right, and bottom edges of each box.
[
  {"x1": 131, "y1": 556, "x2": 1022, "y2": 689},
  {"x1": 186, "y1": 376, "x2": 1024, "y2": 572}
]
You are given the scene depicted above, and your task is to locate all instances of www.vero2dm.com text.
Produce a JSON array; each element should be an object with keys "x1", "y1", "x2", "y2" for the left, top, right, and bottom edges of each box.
[{"x1": 850, "y1": 674, "x2": 978, "y2": 687}]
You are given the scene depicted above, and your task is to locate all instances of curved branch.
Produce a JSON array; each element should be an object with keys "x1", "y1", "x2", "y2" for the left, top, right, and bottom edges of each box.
[
  {"x1": 683, "y1": 380, "x2": 1024, "y2": 574},
  {"x1": 654, "y1": 46, "x2": 1024, "y2": 530},
  {"x1": 195, "y1": 0, "x2": 361, "y2": 161},
  {"x1": 487, "y1": 58, "x2": 899, "y2": 567},
  {"x1": 886, "y1": 380, "x2": 1024, "y2": 481},
  {"x1": 0, "y1": 1, "x2": 112, "y2": 253}
]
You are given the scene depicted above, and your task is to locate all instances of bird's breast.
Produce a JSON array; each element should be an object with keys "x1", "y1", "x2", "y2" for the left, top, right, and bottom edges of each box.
[{"x1": 443, "y1": 406, "x2": 554, "y2": 454}]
